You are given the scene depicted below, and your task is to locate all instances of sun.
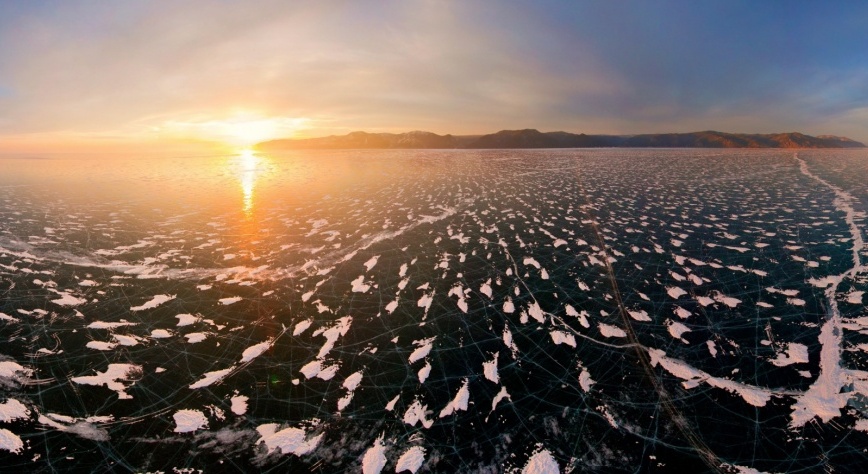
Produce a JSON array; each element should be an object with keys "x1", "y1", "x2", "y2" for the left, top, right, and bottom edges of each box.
[
  {"x1": 221, "y1": 118, "x2": 287, "y2": 146},
  {"x1": 239, "y1": 148, "x2": 259, "y2": 170},
  {"x1": 159, "y1": 114, "x2": 309, "y2": 149}
]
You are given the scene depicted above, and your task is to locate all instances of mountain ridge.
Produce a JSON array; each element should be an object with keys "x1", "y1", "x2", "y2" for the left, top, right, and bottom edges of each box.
[{"x1": 256, "y1": 129, "x2": 865, "y2": 150}]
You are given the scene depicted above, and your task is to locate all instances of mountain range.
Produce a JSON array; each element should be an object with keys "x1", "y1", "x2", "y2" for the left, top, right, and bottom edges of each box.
[{"x1": 256, "y1": 129, "x2": 865, "y2": 150}]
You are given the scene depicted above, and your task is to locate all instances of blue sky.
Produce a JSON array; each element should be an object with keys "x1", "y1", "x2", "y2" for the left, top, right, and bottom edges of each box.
[{"x1": 1, "y1": 0, "x2": 867, "y2": 150}]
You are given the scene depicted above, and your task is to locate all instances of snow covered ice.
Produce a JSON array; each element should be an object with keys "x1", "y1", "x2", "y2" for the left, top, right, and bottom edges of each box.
[{"x1": 2, "y1": 148, "x2": 868, "y2": 472}]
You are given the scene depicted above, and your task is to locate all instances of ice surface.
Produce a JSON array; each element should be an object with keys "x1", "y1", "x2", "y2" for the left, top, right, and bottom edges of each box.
[{"x1": 3, "y1": 149, "x2": 868, "y2": 471}]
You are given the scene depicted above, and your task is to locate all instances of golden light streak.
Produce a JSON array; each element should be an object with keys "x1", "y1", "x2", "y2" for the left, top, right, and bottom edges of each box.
[{"x1": 238, "y1": 148, "x2": 260, "y2": 216}]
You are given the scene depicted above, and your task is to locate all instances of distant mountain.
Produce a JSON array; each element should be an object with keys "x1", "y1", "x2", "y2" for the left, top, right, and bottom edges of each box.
[
  {"x1": 256, "y1": 129, "x2": 865, "y2": 150},
  {"x1": 816, "y1": 135, "x2": 865, "y2": 147},
  {"x1": 257, "y1": 130, "x2": 479, "y2": 150}
]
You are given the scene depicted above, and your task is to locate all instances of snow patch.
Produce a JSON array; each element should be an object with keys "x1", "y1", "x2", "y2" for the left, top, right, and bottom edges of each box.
[
  {"x1": 598, "y1": 323, "x2": 626, "y2": 338},
  {"x1": 130, "y1": 294, "x2": 175, "y2": 311},
  {"x1": 219, "y1": 296, "x2": 242, "y2": 305},
  {"x1": 409, "y1": 338, "x2": 435, "y2": 364},
  {"x1": 189, "y1": 367, "x2": 234, "y2": 389},
  {"x1": 0, "y1": 399, "x2": 30, "y2": 422},
  {"x1": 771, "y1": 343, "x2": 810, "y2": 367},
  {"x1": 627, "y1": 309, "x2": 651, "y2": 322},
  {"x1": 351, "y1": 275, "x2": 372, "y2": 293},
  {"x1": 483, "y1": 353, "x2": 499, "y2": 383},
  {"x1": 395, "y1": 446, "x2": 426, "y2": 473},
  {"x1": 361, "y1": 435, "x2": 387, "y2": 474},
  {"x1": 0, "y1": 428, "x2": 23, "y2": 454},
  {"x1": 648, "y1": 348, "x2": 770, "y2": 407},
  {"x1": 403, "y1": 400, "x2": 433, "y2": 428},
  {"x1": 667, "y1": 287, "x2": 687, "y2": 299},
  {"x1": 439, "y1": 379, "x2": 470, "y2": 418},
  {"x1": 175, "y1": 313, "x2": 197, "y2": 326},
  {"x1": 241, "y1": 339, "x2": 274, "y2": 363},
  {"x1": 71, "y1": 364, "x2": 142, "y2": 400},
  {"x1": 549, "y1": 330, "x2": 576, "y2": 348},
  {"x1": 256, "y1": 423, "x2": 323, "y2": 456},
  {"x1": 173, "y1": 409, "x2": 208, "y2": 433},
  {"x1": 230, "y1": 395, "x2": 249, "y2": 415},
  {"x1": 522, "y1": 449, "x2": 559, "y2": 474}
]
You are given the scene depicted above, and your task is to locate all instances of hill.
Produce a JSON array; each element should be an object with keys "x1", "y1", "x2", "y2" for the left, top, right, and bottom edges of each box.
[{"x1": 256, "y1": 129, "x2": 865, "y2": 150}]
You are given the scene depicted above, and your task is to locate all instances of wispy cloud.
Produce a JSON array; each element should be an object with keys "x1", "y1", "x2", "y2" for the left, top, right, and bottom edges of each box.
[{"x1": 1, "y1": 0, "x2": 867, "y2": 149}]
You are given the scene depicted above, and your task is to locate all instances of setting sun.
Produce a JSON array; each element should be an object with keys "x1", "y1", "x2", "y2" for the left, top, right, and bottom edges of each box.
[{"x1": 158, "y1": 115, "x2": 309, "y2": 148}]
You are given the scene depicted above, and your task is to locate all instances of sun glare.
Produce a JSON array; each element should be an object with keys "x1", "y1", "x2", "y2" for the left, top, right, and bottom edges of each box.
[{"x1": 160, "y1": 115, "x2": 308, "y2": 148}]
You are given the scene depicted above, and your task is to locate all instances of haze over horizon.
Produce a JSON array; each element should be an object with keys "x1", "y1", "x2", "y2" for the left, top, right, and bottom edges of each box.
[{"x1": 1, "y1": 1, "x2": 867, "y2": 153}]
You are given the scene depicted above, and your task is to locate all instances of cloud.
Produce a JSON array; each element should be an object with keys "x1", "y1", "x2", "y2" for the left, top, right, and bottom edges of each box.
[{"x1": 1, "y1": 1, "x2": 867, "y2": 146}]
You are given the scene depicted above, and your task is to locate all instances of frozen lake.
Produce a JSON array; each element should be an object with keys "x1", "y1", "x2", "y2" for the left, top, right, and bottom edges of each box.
[{"x1": 1, "y1": 149, "x2": 867, "y2": 472}]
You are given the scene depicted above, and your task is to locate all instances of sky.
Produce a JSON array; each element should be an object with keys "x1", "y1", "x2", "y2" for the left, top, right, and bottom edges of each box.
[{"x1": 1, "y1": 0, "x2": 867, "y2": 152}]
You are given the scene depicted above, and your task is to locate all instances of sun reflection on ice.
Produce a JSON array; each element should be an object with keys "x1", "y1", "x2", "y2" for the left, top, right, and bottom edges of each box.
[{"x1": 238, "y1": 148, "x2": 261, "y2": 217}]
